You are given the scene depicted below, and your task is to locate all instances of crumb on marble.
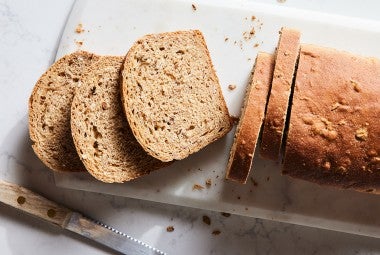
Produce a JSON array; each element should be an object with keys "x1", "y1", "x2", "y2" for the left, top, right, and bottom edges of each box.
[
  {"x1": 202, "y1": 215, "x2": 211, "y2": 225},
  {"x1": 205, "y1": 178, "x2": 212, "y2": 187},
  {"x1": 212, "y1": 230, "x2": 221, "y2": 235},
  {"x1": 193, "y1": 184, "x2": 204, "y2": 191},
  {"x1": 231, "y1": 115, "x2": 239, "y2": 125},
  {"x1": 228, "y1": 84, "x2": 237, "y2": 90},
  {"x1": 250, "y1": 177, "x2": 258, "y2": 187},
  {"x1": 166, "y1": 226, "x2": 174, "y2": 232},
  {"x1": 75, "y1": 40, "x2": 83, "y2": 47},
  {"x1": 221, "y1": 212, "x2": 231, "y2": 217},
  {"x1": 75, "y1": 23, "x2": 84, "y2": 33}
]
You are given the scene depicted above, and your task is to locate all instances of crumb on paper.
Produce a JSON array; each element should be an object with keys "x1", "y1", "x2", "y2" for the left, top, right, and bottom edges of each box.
[
  {"x1": 75, "y1": 40, "x2": 83, "y2": 47},
  {"x1": 221, "y1": 212, "x2": 231, "y2": 217},
  {"x1": 75, "y1": 23, "x2": 84, "y2": 33},
  {"x1": 250, "y1": 177, "x2": 258, "y2": 187},
  {"x1": 224, "y1": 37, "x2": 229, "y2": 42},
  {"x1": 192, "y1": 3, "x2": 197, "y2": 11},
  {"x1": 205, "y1": 178, "x2": 212, "y2": 187},
  {"x1": 277, "y1": 0, "x2": 286, "y2": 3},
  {"x1": 193, "y1": 184, "x2": 204, "y2": 191},
  {"x1": 228, "y1": 84, "x2": 237, "y2": 90},
  {"x1": 254, "y1": 43, "x2": 260, "y2": 48},
  {"x1": 231, "y1": 115, "x2": 239, "y2": 125},
  {"x1": 202, "y1": 215, "x2": 211, "y2": 225},
  {"x1": 247, "y1": 58, "x2": 252, "y2": 61},
  {"x1": 212, "y1": 230, "x2": 221, "y2": 235},
  {"x1": 251, "y1": 15, "x2": 256, "y2": 21},
  {"x1": 166, "y1": 226, "x2": 174, "y2": 232}
]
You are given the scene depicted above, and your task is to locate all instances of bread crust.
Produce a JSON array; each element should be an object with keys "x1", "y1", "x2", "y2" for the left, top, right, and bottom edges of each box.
[
  {"x1": 226, "y1": 52, "x2": 275, "y2": 183},
  {"x1": 283, "y1": 44, "x2": 380, "y2": 194},
  {"x1": 29, "y1": 51, "x2": 95, "y2": 172},
  {"x1": 261, "y1": 28, "x2": 301, "y2": 160}
]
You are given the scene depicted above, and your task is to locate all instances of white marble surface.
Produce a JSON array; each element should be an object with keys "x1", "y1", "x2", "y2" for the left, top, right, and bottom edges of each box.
[{"x1": 1, "y1": 0, "x2": 380, "y2": 254}]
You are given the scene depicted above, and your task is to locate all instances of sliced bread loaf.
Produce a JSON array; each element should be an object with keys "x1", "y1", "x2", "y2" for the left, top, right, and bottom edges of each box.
[
  {"x1": 261, "y1": 27, "x2": 300, "y2": 161},
  {"x1": 283, "y1": 44, "x2": 380, "y2": 193},
  {"x1": 29, "y1": 51, "x2": 96, "y2": 172},
  {"x1": 121, "y1": 30, "x2": 232, "y2": 162},
  {"x1": 226, "y1": 52, "x2": 275, "y2": 183},
  {"x1": 71, "y1": 56, "x2": 169, "y2": 183}
]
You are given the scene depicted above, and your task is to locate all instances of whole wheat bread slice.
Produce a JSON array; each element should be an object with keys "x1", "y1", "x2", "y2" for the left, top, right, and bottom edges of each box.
[
  {"x1": 226, "y1": 52, "x2": 275, "y2": 184},
  {"x1": 121, "y1": 30, "x2": 232, "y2": 162},
  {"x1": 283, "y1": 44, "x2": 380, "y2": 194},
  {"x1": 29, "y1": 51, "x2": 96, "y2": 172},
  {"x1": 71, "y1": 56, "x2": 169, "y2": 183},
  {"x1": 261, "y1": 27, "x2": 300, "y2": 161}
]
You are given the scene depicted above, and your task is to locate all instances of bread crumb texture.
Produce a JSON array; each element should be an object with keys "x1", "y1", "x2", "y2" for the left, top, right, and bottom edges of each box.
[
  {"x1": 121, "y1": 30, "x2": 231, "y2": 162},
  {"x1": 29, "y1": 51, "x2": 95, "y2": 172},
  {"x1": 283, "y1": 44, "x2": 380, "y2": 193},
  {"x1": 70, "y1": 56, "x2": 168, "y2": 183}
]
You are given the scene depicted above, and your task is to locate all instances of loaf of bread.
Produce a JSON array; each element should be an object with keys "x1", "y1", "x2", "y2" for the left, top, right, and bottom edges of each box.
[
  {"x1": 261, "y1": 28, "x2": 300, "y2": 161},
  {"x1": 283, "y1": 44, "x2": 380, "y2": 193},
  {"x1": 226, "y1": 52, "x2": 275, "y2": 183},
  {"x1": 29, "y1": 51, "x2": 96, "y2": 172},
  {"x1": 71, "y1": 56, "x2": 169, "y2": 183},
  {"x1": 121, "y1": 30, "x2": 232, "y2": 162}
]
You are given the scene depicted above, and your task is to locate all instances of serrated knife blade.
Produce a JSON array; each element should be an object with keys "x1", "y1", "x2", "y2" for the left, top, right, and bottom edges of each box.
[{"x1": 0, "y1": 180, "x2": 166, "y2": 255}]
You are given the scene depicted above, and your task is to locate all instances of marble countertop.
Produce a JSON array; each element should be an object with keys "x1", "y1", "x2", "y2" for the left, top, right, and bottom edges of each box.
[{"x1": 1, "y1": 0, "x2": 380, "y2": 254}]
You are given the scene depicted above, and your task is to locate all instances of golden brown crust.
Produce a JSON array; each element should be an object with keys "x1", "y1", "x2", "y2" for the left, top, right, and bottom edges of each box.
[
  {"x1": 226, "y1": 52, "x2": 275, "y2": 183},
  {"x1": 261, "y1": 28, "x2": 301, "y2": 161},
  {"x1": 283, "y1": 44, "x2": 380, "y2": 194}
]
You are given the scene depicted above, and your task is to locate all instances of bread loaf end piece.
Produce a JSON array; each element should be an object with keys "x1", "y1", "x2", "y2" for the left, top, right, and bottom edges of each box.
[{"x1": 226, "y1": 52, "x2": 275, "y2": 183}]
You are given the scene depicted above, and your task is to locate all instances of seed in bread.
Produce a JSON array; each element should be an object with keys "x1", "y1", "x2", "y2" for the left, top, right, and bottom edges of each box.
[
  {"x1": 71, "y1": 56, "x2": 169, "y2": 183},
  {"x1": 121, "y1": 30, "x2": 232, "y2": 162},
  {"x1": 283, "y1": 44, "x2": 380, "y2": 193},
  {"x1": 29, "y1": 51, "x2": 96, "y2": 172},
  {"x1": 226, "y1": 52, "x2": 275, "y2": 183},
  {"x1": 261, "y1": 27, "x2": 301, "y2": 160}
]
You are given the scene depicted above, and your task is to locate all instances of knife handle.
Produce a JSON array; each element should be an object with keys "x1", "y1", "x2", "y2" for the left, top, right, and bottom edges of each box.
[{"x1": 0, "y1": 180, "x2": 72, "y2": 228}]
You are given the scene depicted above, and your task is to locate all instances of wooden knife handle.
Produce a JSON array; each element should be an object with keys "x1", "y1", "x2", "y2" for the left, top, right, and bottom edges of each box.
[{"x1": 0, "y1": 180, "x2": 72, "y2": 227}]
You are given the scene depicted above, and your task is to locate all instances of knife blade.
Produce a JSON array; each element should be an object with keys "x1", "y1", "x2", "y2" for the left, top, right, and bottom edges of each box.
[{"x1": 0, "y1": 180, "x2": 166, "y2": 255}]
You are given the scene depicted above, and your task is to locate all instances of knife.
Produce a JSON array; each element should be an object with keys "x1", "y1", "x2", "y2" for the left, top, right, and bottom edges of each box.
[{"x1": 0, "y1": 180, "x2": 166, "y2": 255}]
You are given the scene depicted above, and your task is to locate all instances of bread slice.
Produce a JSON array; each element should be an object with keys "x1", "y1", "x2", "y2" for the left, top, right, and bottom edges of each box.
[
  {"x1": 226, "y1": 52, "x2": 275, "y2": 183},
  {"x1": 283, "y1": 44, "x2": 380, "y2": 193},
  {"x1": 29, "y1": 51, "x2": 96, "y2": 172},
  {"x1": 121, "y1": 30, "x2": 232, "y2": 162},
  {"x1": 71, "y1": 56, "x2": 169, "y2": 183},
  {"x1": 261, "y1": 27, "x2": 301, "y2": 160}
]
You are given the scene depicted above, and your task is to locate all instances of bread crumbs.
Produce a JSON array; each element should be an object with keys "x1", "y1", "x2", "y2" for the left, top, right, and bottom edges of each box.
[
  {"x1": 251, "y1": 15, "x2": 256, "y2": 21},
  {"x1": 166, "y1": 226, "x2": 174, "y2": 232},
  {"x1": 75, "y1": 23, "x2": 84, "y2": 33},
  {"x1": 224, "y1": 37, "x2": 229, "y2": 42},
  {"x1": 228, "y1": 84, "x2": 237, "y2": 90},
  {"x1": 212, "y1": 230, "x2": 221, "y2": 235},
  {"x1": 250, "y1": 177, "x2": 258, "y2": 187},
  {"x1": 192, "y1": 4, "x2": 197, "y2": 11},
  {"x1": 254, "y1": 43, "x2": 260, "y2": 48},
  {"x1": 75, "y1": 40, "x2": 83, "y2": 47},
  {"x1": 231, "y1": 115, "x2": 239, "y2": 125},
  {"x1": 193, "y1": 184, "x2": 204, "y2": 190},
  {"x1": 202, "y1": 215, "x2": 211, "y2": 225},
  {"x1": 205, "y1": 178, "x2": 212, "y2": 187},
  {"x1": 221, "y1": 212, "x2": 231, "y2": 217}
]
